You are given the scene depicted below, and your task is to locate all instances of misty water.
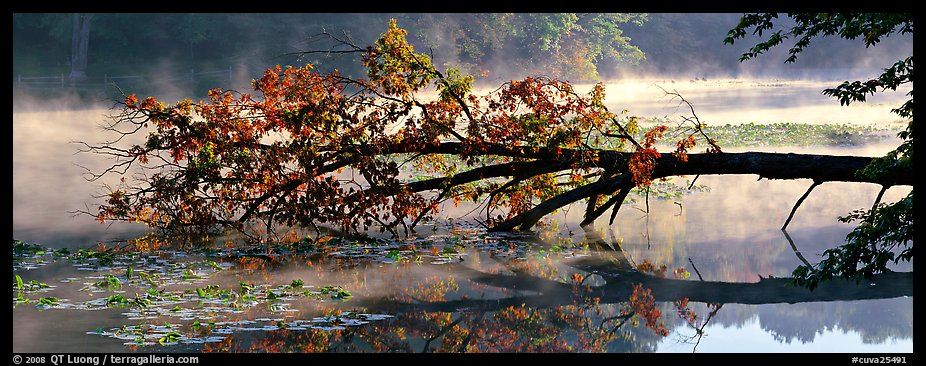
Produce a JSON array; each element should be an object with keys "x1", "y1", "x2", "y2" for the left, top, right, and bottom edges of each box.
[{"x1": 13, "y1": 79, "x2": 913, "y2": 353}]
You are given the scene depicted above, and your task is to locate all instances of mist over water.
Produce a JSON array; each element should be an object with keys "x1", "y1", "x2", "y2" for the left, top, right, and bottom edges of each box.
[
  {"x1": 575, "y1": 78, "x2": 911, "y2": 126},
  {"x1": 13, "y1": 108, "x2": 149, "y2": 248}
]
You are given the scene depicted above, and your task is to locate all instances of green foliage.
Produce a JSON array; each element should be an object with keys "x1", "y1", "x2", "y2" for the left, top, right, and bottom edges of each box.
[
  {"x1": 437, "y1": 68, "x2": 474, "y2": 103},
  {"x1": 196, "y1": 285, "x2": 226, "y2": 299},
  {"x1": 25, "y1": 280, "x2": 52, "y2": 291},
  {"x1": 181, "y1": 269, "x2": 200, "y2": 279},
  {"x1": 364, "y1": 19, "x2": 437, "y2": 96},
  {"x1": 14, "y1": 275, "x2": 26, "y2": 302},
  {"x1": 37, "y1": 297, "x2": 59, "y2": 306},
  {"x1": 725, "y1": 13, "x2": 913, "y2": 64},
  {"x1": 856, "y1": 122, "x2": 913, "y2": 187},
  {"x1": 400, "y1": 13, "x2": 647, "y2": 80},
  {"x1": 727, "y1": 13, "x2": 914, "y2": 289},
  {"x1": 319, "y1": 285, "x2": 352, "y2": 300},
  {"x1": 13, "y1": 240, "x2": 43, "y2": 257},
  {"x1": 239, "y1": 281, "x2": 253, "y2": 294},
  {"x1": 385, "y1": 249, "x2": 402, "y2": 261},
  {"x1": 158, "y1": 331, "x2": 182, "y2": 345},
  {"x1": 824, "y1": 57, "x2": 913, "y2": 111},
  {"x1": 13, "y1": 240, "x2": 70, "y2": 260},
  {"x1": 71, "y1": 249, "x2": 115, "y2": 265},
  {"x1": 202, "y1": 260, "x2": 223, "y2": 270},
  {"x1": 697, "y1": 122, "x2": 897, "y2": 147},
  {"x1": 132, "y1": 294, "x2": 151, "y2": 308},
  {"x1": 792, "y1": 192, "x2": 913, "y2": 289},
  {"x1": 106, "y1": 294, "x2": 129, "y2": 306},
  {"x1": 95, "y1": 274, "x2": 121, "y2": 290}
]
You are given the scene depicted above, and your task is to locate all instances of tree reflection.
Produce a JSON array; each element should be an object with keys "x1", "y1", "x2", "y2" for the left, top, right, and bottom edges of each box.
[
  {"x1": 45, "y1": 226, "x2": 910, "y2": 353},
  {"x1": 203, "y1": 270, "x2": 675, "y2": 353},
  {"x1": 756, "y1": 297, "x2": 913, "y2": 345}
]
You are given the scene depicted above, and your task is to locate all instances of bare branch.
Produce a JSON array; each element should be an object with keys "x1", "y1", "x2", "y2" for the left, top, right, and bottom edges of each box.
[{"x1": 782, "y1": 180, "x2": 822, "y2": 231}]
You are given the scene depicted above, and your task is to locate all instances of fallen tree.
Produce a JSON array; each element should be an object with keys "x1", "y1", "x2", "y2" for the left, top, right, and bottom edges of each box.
[
  {"x1": 80, "y1": 19, "x2": 912, "y2": 291},
  {"x1": 81, "y1": 20, "x2": 910, "y2": 236}
]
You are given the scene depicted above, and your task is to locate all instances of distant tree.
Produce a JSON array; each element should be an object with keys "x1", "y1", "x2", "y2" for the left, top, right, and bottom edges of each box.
[
  {"x1": 69, "y1": 13, "x2": 94, "y2": 80},
  {"x1": 724, "y1": 13, "x2": 913, "y2": 289},
  {"x1": 620, "y1": 13, "x2": 747, "y2": 76},
  {"x1": 399, "y1": 13, "x2": 648, "y2": 81}
]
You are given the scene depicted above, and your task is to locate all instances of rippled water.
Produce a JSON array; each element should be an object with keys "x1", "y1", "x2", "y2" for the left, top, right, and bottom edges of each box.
[{"x1": 12, "y1": 79, "x2": 913, "y2": 353}]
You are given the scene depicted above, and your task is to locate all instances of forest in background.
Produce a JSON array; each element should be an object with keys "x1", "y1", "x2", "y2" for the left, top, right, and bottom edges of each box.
[{"x1": 13, "y1": 13, "x2": 913, "y2": 90}]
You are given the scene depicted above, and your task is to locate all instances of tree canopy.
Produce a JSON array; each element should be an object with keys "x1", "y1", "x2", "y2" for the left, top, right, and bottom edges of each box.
[
  {"x1": 81, "y1": 19, "x2": 720, "y2": 239},
  {"x1": 398, "y1": 13, "x2": 647, "y2": 81}
]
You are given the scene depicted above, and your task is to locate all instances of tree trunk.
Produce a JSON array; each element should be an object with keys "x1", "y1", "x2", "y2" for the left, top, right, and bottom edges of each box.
[
  {"x1": 294, "y1": 142, "x2": 913, "y2": 232},
  {"x1": 489, "y1": 151, "x2": 912, "y2": 231},
  {"x1": 69, "y1": 13, "x2": 93, "y2": 81}
]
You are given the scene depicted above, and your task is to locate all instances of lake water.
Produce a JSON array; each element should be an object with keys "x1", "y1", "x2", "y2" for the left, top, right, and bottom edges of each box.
[{"x1": 12, "y1": 79, "x2": 913, "y2": 353}]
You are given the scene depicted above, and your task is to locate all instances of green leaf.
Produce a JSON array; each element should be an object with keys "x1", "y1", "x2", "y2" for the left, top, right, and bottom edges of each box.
[
  {"x1": 181, "y1": 269, "x2": 199, "y2": 279},
  {"x1": 239, "y1": 281, "x2": 253, "y2": 293},
  {"x1": 14, "y1": 274, "x2": 24, "y2": 300},
  {"x1": 106, "y1": 294, "x2": 129, "y2": 306},
  {"x1": 158, "y1": 331, "x2": 182, "y2": 345},
  {"x1": 37, "y1": 297, "x2": 59, "y2": 306}
]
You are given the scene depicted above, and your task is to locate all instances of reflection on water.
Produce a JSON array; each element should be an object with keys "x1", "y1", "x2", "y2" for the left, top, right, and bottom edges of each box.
[
  {"x1": 658, "y1": 298, "x2": 914, "y2": 353},
  {"x1": 12, "y1": 225, "x2": 913, "y2": 353},
  {"x1": 12, "y1": 79, "x2": 913, "y2": 353}
]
